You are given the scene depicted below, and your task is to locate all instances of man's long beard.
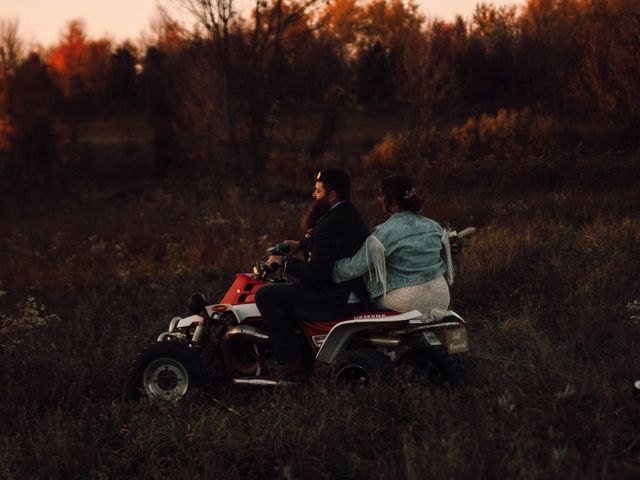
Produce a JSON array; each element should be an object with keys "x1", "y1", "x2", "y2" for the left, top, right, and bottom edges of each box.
[{"x1": 301, "y1": 197, "x2": 331, "y2": 232}]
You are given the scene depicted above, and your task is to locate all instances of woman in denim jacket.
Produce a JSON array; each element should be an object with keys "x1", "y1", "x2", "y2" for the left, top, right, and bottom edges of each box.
[{"x1": 332, "y1": 176, "x2": 453, "y2": 318}]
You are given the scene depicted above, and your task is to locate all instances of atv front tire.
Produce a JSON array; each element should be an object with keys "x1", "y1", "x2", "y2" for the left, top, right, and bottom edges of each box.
[{"x1": 126, "y1": 342, "x2": 207, "y2": 401}]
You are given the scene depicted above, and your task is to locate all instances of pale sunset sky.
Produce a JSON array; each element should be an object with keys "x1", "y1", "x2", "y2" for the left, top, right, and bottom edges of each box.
[{"x1": 1, "y1": 0, "x2": 524, "y2": 47}]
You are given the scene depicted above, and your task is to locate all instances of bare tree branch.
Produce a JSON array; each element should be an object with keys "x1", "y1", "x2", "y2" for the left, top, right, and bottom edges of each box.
[{"x1": 0, "y1": 18, "x2": 23, "y2": 79}]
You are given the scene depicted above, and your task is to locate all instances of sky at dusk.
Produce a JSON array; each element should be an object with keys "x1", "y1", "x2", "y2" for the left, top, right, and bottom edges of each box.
[{"x1": 1, "y1": 0, "x2": 524, "y2": 47}]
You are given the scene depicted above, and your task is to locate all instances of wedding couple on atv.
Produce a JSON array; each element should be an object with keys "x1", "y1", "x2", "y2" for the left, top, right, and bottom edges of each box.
[{"x1": 257, "y1": 167, "x2": 455, "y2": 380}]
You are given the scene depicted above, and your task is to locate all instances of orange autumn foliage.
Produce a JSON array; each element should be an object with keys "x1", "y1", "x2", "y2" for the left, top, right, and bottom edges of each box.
[{"x1": 47, "y1": 19, "x2": 112, "y2": 98}]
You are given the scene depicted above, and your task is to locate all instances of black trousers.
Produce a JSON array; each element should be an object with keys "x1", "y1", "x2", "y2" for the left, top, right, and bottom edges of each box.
[{"x1": 255, "y1": 282, "x2": 360, "y2": 362}]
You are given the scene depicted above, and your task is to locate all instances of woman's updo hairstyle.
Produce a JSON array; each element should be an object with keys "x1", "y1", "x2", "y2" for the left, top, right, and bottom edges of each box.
[{"x1": 380, "y1": 176, "x2": 423, "y2": 213}]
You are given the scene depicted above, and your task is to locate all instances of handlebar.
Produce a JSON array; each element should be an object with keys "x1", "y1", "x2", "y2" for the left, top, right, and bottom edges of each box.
[
  {"x1": 254, "y1": 259, "x2": 279, "y2": 280},
  {"x1": 254, "y1": 242, "x2": 289, "y2": 280}
]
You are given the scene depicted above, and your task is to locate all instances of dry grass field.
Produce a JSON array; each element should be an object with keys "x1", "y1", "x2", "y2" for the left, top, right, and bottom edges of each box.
[{"x1": 1, "y1": 122, "x2": 639, "y2": 478}]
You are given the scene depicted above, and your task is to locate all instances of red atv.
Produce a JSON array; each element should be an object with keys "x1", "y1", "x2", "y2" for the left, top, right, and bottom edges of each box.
[{"x1": 126, "y1": 230, "x2": 474, "y2": 401}]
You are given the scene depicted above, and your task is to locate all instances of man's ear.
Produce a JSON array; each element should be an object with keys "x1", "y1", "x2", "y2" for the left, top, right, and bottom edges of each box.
[{"x1": 328, "y1": 190, "x2": 339, "y2": 204}]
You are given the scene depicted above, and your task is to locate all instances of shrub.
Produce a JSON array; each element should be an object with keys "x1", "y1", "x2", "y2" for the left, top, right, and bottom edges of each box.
[{"x1": 361, "y1": 128, "x2": 437, "y2": 172}]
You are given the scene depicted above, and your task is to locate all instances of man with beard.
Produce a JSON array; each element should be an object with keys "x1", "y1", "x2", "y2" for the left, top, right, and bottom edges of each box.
[{"x1": 255, "y1": 168, "x2": 369, "y2": 379}]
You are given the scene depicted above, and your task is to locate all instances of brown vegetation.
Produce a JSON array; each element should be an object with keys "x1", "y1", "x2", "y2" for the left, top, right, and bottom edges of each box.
[
  {"x1": 1, "y1": 0, "x2": 640, "y2": 478},
  {"x1": 1, "y1": 131, "x2": 639, "y2": 478}
]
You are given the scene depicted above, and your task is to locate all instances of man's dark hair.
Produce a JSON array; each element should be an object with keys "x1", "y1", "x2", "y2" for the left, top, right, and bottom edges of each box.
[
  {"x1": 316, "y1": 167, "x2": 351, "y2": 200},
  {"x1": 380, "y1": 176, "x2": 423, "y2": 212}
]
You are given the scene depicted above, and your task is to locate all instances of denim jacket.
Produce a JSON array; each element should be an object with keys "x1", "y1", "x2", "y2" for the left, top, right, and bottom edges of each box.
[{"x1": 332, "y1": 211, "x2": 449, "y2": 299}]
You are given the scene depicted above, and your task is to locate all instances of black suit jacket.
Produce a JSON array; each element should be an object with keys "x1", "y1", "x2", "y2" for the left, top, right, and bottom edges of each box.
[{"x1": 285, "y1": 201, "x2": 369, "y2": 309}]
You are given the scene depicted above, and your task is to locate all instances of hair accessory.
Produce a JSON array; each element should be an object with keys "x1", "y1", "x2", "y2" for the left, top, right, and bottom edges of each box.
[{"x1": 402, "y1": 187, "x2": 417, "y2": 200}]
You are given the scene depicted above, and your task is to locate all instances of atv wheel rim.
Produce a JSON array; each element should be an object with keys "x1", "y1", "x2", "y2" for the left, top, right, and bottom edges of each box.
[{"x1": 143, "y1": 357, "x2": 189, "y2": 401}]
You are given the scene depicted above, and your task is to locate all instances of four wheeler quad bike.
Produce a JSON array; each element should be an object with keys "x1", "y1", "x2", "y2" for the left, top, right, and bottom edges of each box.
[{"x1": 126, "y1": 228, "x2": 475, "y2": 401}]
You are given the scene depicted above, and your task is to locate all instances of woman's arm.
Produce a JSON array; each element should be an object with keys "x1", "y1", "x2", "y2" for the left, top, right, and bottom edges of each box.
[{"x1": 332, "y1": 235, "x2": 386, "y2": 283}]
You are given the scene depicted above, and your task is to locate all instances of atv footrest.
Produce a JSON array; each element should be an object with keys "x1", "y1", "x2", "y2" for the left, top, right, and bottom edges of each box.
[{"x1": 232, "y1": 378, "x2": 297, "y2": 386}]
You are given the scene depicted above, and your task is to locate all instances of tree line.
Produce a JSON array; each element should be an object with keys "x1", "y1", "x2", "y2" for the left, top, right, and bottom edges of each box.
[{"x1": 0, "y1": 0, "x2": 639, "y2": 181}]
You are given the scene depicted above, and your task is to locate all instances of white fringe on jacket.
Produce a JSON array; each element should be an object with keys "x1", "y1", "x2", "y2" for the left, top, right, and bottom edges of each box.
[
  {"x1": 363, "y1": 236, "x2": 387, "y2": 296},
  {"x1": 442, "y1": 230, "x2": 454, "y2": 285}
]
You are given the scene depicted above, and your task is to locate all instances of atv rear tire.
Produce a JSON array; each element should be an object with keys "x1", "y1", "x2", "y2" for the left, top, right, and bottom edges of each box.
[
  {"x1": 401, "y1": 347, "x2": 468, "y2": 387},
  {"x1": 126, "y1": 342, "x2": 207, "y2": 401},
  {"x1": 329, "y1": 348, "x2": 392, "y2": 387}
]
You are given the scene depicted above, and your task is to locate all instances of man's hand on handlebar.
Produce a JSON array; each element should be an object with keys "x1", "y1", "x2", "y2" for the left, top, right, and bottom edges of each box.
[
  {"x1": 266, "y1": 255, "x2": 284, "y2": 272},
  {"x1": 260, "y1": 240, "x2": 303, "y2": 276}
]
